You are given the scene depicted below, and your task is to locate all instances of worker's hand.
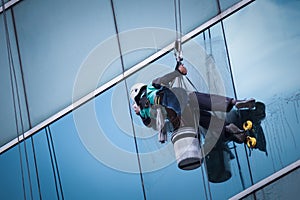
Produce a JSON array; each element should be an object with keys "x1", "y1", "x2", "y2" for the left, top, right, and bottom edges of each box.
[
  {"x1": 132, "y1": 103, "x2": 141, "y2": 115},
  {"x1": 177, "y1": 64, "x2": 187, "y2": 75}
]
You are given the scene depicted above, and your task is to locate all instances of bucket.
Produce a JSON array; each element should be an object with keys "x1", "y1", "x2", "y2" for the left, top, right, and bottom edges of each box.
[{"x1": 171, "y1": 127, "x2": 202, "y2": 170}]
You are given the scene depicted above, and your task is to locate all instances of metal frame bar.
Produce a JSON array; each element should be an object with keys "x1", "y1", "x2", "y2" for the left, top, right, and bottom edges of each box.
[
  {"x1": 229, "y1": 160, "x2": 300, "y2": 200},
  {"x1": 0, "y1": 0, "x2": 21, "y2": 13},
  {"x1": 0, "y1": 0, "x2": 255, "y2": 154}
]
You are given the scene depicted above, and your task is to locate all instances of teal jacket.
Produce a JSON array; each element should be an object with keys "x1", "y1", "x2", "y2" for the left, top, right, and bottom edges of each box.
[{"x1": 138, "y1": 70, "x2": 188, "y2": 130}]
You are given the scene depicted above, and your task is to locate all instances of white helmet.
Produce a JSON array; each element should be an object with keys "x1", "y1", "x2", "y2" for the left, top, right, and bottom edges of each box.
[{"x1": 130, "y1": 83, "x2": 147, "y2": 102}]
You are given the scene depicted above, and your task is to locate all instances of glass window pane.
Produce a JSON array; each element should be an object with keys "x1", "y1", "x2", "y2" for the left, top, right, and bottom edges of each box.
[
  {"x1": 2, "y1": 0, "x2": 299, "y2": 199},
  {"x1": 49, "y1": 86, "x2": 144, "y2": 199},
  {"x1": 219, "y1": 0, "x2": 242, "y2": 11},
  {"x1": 252, "y1": 167, "x2": 300, "y2": 200},
  {"x1": 0, "y1": 15, "x2": 17, "y2": 146},
  {"x1": 113, "y1": 0, "x2": 219, "y2": 69},
  {"x1": 0, "y1": 9, "x2": 30, "y2": 147},
  {"x1": 125, "y1": 28, "x2": 246, "y2": 199},
  {"x1": 12, "y1": 0, "x2": 120, "y2": 129},
  {"x1": 33, "y1": 130, "x2": 62, "y2": 199},
  {"x1": 0, "y1": 147, "x2": 25, "y2": 200},
  {"x1": 0, "y1": 136, "x2": 46, "y2": 200},
  {"x1": 224, "y1": 0, "x2": 300, "y2": 196}
]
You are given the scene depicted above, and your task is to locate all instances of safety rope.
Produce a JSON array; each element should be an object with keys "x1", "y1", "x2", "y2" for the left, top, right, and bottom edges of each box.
[
  {"x1": 173, "y1": 76, "x2": 212, "y2": 200},
  {"x1": 219, "y1": 16, "x2": 254, "y2": 189},
  {"x1": 45, "y1": 126, "x2": 64, "y2": 200},
  {"x1": 208, "y1": 29, "x2": 212, "y2": 56},
  {"x1": 194, "y1": 114, "x2": 212, "y2": 200},
  {"x1": 45, "y1": 127, "x2": 60, "y2": 199},
  {"x1": 7, "y1": 31, "x2": 27, "y2": 200},
  {"x1": 200, "y1": 161, "x2": 212, "y2": 200},
  {"x1": 10, "y1": 7, "x2": 43, "y2": 199},
  {"x1": 110, "y1": 1, "x2": 147, "y2": 199},
  {"x1": 214, "y1": 2, "x2": 246, "y2": 189},
  {"x1": 170, "y1": 70, "x2": 213, "y2": 200},
  {"x1": 174, "y1": 0, "x2": 183, "y2": 62},
  {"x1": 173, "y1": 2, "x2": 213, "y2": 198},
  {"x1": 48, "y1": 126, "x2": 64, "y2": 200},
  {"x1": 1, "y1": 1, "x2": 34, "y2": 199},
  {"x1": 173, "y1": 2, "x2": 213, "y2": 199}
]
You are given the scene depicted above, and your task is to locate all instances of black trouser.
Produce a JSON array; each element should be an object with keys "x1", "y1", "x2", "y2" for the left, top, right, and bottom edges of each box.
[
  {"x1": 182, "y1": 92, "x2": 235, "y2": 136},
  {"x1": 164, "y1": 90, "x2": 234, "y2": 133}
]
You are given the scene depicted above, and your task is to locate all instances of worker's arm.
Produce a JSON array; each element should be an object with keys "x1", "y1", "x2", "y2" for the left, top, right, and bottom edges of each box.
[
  {"x1": 141, "y1": 116, "x2": 152, "y2": 127},
  {"x1": 133, "y1": 103, "x2": 156, "y2": 128},
  {"x1": 152, "y1": 64, "x2": 187, "y2": 88}
]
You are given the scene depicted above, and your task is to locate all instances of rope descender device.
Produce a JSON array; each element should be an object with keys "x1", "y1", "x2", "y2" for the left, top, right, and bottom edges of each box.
[{"x1": 174, "y1": 39, "x2": 183, "y2": 62}]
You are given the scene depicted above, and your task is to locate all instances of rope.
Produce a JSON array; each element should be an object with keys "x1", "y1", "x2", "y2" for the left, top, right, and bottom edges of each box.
[
  {"x1": 200, "y1": 164, "x2": 209, "y2": 200},
  {"x1": 45, "y1": 126, "x2": 64, "y2": 200},
  {"x1": 174, "y1": 0, "x2": 183, "y2": 61},
  {"x1": 173, "y1": 2, "x2": 213, "y2": 198},
  {"x1": 171, "y1": 52, "x2": 213, "y2": 200},
  {"x1": 9, "y1": 75, "x2": 27, "y2": 200},
  {"x1": 194, "y1": 113, "x2": 212, "y2": 200},
  {"x1": 10, "y1": 7, "x2": 43, "y2": 199},
  {"x1": 200, "y1": 146, "x2": 212, "y2": 200},
  {"x1": 1, "y1": 1, "x2": 34, "y2": 199},
  {"x1": 48, "y1": 126, "x2": 64, "y2": 200},
  {"x1": 219, "y1": 18, "x2": 252, "y2": 189},
  {"x1": 45, "y1": 127, "x2": 60, "y2": 199},
  {"x1": 208, "y1": 29, "x2": 213, "y2": 56},
  {"x1": 6, "y1": 27, "x2": 27, "y2": 200},
  {"x1": 174, "y1": 32, "x2": 215, "y2": 200},
  {"x1": 110, "y1": 1, "x2": 147, "y2": 199}
]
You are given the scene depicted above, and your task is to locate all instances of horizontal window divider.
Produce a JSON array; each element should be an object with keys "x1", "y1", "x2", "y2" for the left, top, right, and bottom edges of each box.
[
  {"x1": 229, "y1": 159, "x2": 300, "y2": 200},
  {"x1": 0, "y1": 0, "x2": 21, "y2": 13}
]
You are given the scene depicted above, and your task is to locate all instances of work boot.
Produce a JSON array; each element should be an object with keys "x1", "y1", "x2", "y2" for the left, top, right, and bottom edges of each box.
[
  {"x1": 231, "y1": 132, "x2": 246, "y2": 144},
  {"x1": 235, "y1": 98, "x2": 255, "y2": 109},
  {"x1": 225, "y1": 123, "x2": 246, "y2": 144}
]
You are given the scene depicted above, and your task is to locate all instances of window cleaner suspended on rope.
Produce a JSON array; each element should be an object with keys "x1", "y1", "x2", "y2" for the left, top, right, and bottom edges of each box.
[
  {"x1": 130, "y1": 63, "x2": 256, "y2": 144},
  {"x1": 129, "y1": 0, "x2": 266, "y2": 172}
]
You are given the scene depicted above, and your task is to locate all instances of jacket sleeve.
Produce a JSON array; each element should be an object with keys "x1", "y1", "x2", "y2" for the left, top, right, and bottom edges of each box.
[
  {"x1": 141, "y1": 115, "x2": 151, "y2": 126},
  {"x1": 141, "y1": 116, "x2": 158, "y2": 130},
  {"x1": 152, "y1": 70, "x2": 182, "y2": 88}
]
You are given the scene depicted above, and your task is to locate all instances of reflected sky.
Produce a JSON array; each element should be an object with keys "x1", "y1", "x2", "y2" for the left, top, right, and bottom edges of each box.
[
  {"x1": 1, "y1": 0, "x2": 300, "y2": 199},
  {"x1": 224, "y1": 0, "x2": 300, "y2": 101}
]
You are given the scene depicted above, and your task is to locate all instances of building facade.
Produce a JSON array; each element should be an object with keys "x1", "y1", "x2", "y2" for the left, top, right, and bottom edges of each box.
[{"x1": 0, "y1": 0, "x2": 299, "y2": 199}]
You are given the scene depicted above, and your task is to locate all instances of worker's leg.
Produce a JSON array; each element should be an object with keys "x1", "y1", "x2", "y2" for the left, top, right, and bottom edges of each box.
[
  {"x1": 189, "y1": 92, "x2": 255, "y2": 112},
  {"x1": 197, "y1": 110, "x2": 245, "y2": 144},
  {"x1": 189, "y1": 92, "x2": 234, "y2": 112}
]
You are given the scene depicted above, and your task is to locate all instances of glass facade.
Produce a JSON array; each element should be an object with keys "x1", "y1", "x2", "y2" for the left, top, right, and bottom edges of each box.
[
  {"x1": 1, "y1": 0, "x2": 299, "y2": 200},
  {"x1": 248, "y1": 167, "x2": 300, "y2": 200}
]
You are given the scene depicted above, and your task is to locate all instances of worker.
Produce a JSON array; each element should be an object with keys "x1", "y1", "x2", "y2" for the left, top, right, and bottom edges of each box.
[{"x1": 130, "y1": 62, "x2": 255, "y2": 143}]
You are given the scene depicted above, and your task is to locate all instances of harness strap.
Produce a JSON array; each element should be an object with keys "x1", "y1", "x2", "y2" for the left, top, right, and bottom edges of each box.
[{"x1": 154, "y1": 95, "x2": 161, "y2": 105}]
